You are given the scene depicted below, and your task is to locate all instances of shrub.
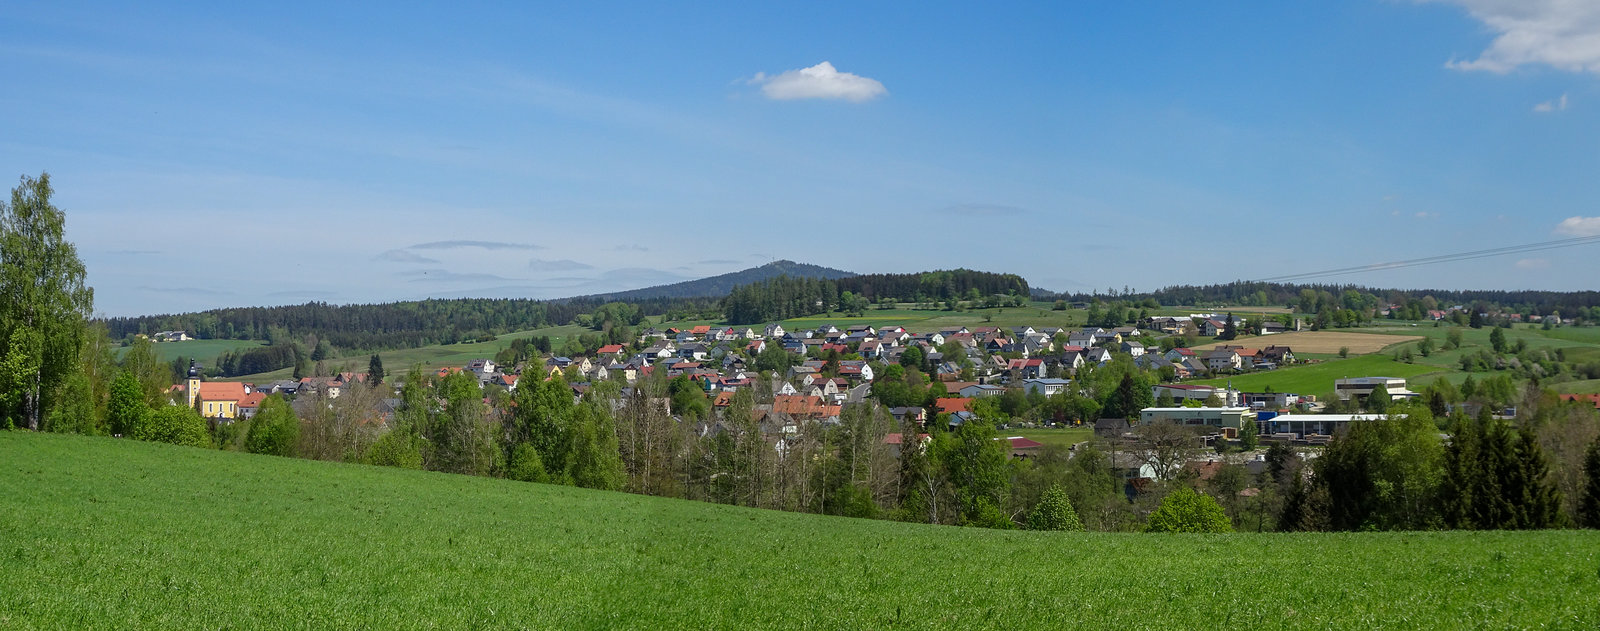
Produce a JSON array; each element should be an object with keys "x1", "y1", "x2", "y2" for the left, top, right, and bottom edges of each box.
[
  {"x1": 1145, "y1": 486, "x2": 1233, "y2": 533},
  {"x1": 1028, "y1": 484, "x2": 1084, "y2": 531},
  {"x1": 136, "y1": 405, "x2": 213, "y2": 448}
]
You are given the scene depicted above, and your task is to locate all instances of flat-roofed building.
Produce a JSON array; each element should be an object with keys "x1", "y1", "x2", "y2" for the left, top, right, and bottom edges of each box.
[
  {"x1": 1139, "y1": 407, "x2": 1255, "y2": 430},
  {"x1": 1333, "y1": 377, "x2": 1418, "y2": 402}
]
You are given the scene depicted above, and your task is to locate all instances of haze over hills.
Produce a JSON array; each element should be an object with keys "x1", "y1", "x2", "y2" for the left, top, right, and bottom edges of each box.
[{"x1": 565, "y1": 260, "x2": 856, "y2": 302}]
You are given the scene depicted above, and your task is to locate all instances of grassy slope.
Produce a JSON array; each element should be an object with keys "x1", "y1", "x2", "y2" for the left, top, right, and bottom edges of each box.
[
  {"x1": 116, "y1": 338, "x2": 267, "y2": 365},
  {"x1": 3, "y1": 432, "x2": 1596, "y2": 629},
  {"x1": 1191, "y1": 355, "x2": 1444, "y2": 399}
]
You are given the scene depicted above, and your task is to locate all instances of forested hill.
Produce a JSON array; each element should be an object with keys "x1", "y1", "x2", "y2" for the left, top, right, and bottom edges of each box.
[
  {"x1": 723, "y1": 269, "x2": 1030, "y2": 324},
  {"x1": 1034, "y1": 281, "x2": 1600, "y2": 317},
  {"x1": 569, "y1": 260, "x2": 856, "y2": 301}
]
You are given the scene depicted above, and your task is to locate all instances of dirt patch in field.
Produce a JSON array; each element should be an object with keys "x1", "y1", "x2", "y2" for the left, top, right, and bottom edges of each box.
[{"x1": 1193, "y1": 331, "x2": 1420, "y2": 355}]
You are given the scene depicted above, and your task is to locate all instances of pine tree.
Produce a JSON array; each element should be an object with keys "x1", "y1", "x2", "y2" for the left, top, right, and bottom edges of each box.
[
  {"x1": 1577, "y1": 437, "x2": 1600, "y2": 529},
  {"x1": 1516, "y1": 426, "x2": 1562, "y2": 528},
  {"x1": 1439, "y1": 414, "x2": 1479, "y2": 528},
  {"x1": 367, "y1": 354, "x2": 385, "y2": 385}
]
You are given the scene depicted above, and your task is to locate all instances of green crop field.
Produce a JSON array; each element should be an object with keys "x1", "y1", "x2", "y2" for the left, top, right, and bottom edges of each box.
[
  {"x1": 116, "y1": 338, "x2": 267, "y2": 365},
  {"x1": 3, "y1": 432, "x2": 1595, "y2": 629},
  {"x1": 1009, "y1": 426, "x2": 1094, "y2": 448},
  {"x1": 227, "y1": 324, "x2": 594, "y2": 382},
  {"x1": 1191, "y1": 355, "x2": 1446, "y2": 399}
]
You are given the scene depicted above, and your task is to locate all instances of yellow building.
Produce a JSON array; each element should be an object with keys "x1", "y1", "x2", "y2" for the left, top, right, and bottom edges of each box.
[{"x1": 185, "y1": 361, "x2": 247, "y2": 419}]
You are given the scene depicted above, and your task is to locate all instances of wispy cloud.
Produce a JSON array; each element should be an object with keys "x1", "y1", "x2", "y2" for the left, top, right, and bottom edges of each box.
[
  {"x1": 1555, "y1": 216, "x2": 1600, "y2": 236},
  {"x1": 749, "y1": 61, "x2": 887, "y2": 102},
  {"x1": 1515, "y1": 257, "x2": 1551, "y2": 270},
  {"x1": 137, "y1": 286, "x2": 234, "y2": 296},
  {"x1": 267, "y1": 290, "x2": 340, "y2": 299},
  {"x1": 940, "y1": 203, "x2": 1027, "y2": 217},
  {"x1": 1533, "y1": 93, "x2": 1569, "y2": 112},
  {"x1": 527, "y1": 258, "x2": 594, "y2": 272},
  {"x1": 408, "y1": 240, "x2": 543, "y2": 251},
  {"x1": 375, "y1": 249, "x2": 441, "y2": 263},
  {"x1": 1430, "y1": 1, "x2": 1600, "y2": 74},
  {"x1": 398, "y1": 269, "x2": 523, "y2": 283},
  {"x1": 614, "y1": 244, "x2": 649, "y2": 252}
]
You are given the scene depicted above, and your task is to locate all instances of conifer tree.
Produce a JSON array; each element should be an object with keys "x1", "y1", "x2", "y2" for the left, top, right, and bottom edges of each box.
[
  {"x1": 1576, "y1": 437, "x2": 1600, "y2": 529},
  {"x1": 1516, "y1": 426, "x2": 1562, "y2": 529}
]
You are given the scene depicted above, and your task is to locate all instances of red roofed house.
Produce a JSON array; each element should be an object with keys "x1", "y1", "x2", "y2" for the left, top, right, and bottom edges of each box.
[
  {"x1": 689, "y1": 325, "x2": 712, "y2": 335},
  {"x1": 596, "y1": 344, "x2": 626, "y2": 357},
  {"x1": 1559, "y1": 393, "x2": 1600, "y2": 410},
  {"x1": 236, "y1": 391, "x2": 268, "y2": 420},
  {"x1": 1005, "y1": 436, "x2": 1044, "y2": 458},
  {"x1": 935, "y1": 398, "x2": 973, "y2": 415},
  {"x1": 771, "y1": 395, "x2": 841, "y2": 419}
]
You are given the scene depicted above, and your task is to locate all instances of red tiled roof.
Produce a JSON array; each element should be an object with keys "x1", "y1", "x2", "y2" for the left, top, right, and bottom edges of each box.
[
  {"x1": 884, "y1": 432, "x2": 931, "y2": 445},
  {"x1": 597, "y1": 344, "x2": 625, "y2": 354},
  {"x1": 935, "y1": 398, "x2": 972, "y2": 414},
  {"x1": 237, "y1": 392, "x2": 267, "y2": 409},
  {"x1": 1006, "y1": 437, "x2": 1044, "y2": 450},
  {"x1": 772, "y1": 395, "x2": 841, "y2": 417},
  {"x1": 197, "y1": 381, "x2": 248, "y2": 402},
  {"x1": 1559, "y1": 394, "x2": 1600, "y2": 409}
]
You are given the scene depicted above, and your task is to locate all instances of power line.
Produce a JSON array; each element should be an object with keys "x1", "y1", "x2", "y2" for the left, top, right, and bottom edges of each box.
[{"x1": 1253, "y1": 234, "x2": 1600, "y2": 284}]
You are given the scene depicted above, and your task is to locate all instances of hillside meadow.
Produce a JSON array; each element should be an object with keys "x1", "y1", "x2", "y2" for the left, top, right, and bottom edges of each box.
[{"x1": 2, "y1": 432, "x2": 1596, "y2": 629}]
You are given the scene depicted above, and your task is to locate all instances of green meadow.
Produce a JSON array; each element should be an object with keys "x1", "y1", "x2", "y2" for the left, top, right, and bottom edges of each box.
[
  {"x1": 116, "y1": 338, "x2": 267, "y2": 366},
  {"x1": 2, "y1": 432, "x2": 1596, "y2": 629}
]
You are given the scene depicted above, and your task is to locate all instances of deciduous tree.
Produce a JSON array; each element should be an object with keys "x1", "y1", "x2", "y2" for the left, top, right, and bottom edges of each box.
[{"x1": 0, "y1": 173, "x2": 93, "y2": 430}]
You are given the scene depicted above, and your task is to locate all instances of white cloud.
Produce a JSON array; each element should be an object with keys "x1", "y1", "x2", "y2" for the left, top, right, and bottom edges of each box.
[
  {"x1": 527, "y1": 258, "x2": 593, "y2": 272},
  {"x1": 1533, "y1": 93, "x2": 1569, "y2": 112},
  {"x1": 375, "y1": 249, "x2": 441, "y2": 264},
  {"x1": 751, "y1": 61, "x2": 887, "y2": 102},
  {"x1": 1430, "y1": 1, "x2": 1600, "y2": 74},
  {"x1": 1515, "y1": 257, "x2": 1551, "y2": 269},
  {"x1": 1555, "y1": 216, "x2": 1600, "y2": 236},
  {"x1": 1414, "y1": 211, "x2": 1440, "y2": 219}
]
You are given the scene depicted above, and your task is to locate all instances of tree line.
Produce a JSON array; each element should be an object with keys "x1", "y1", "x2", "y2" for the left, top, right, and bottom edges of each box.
[{"x1": 723, "y1": 270, "x2": 1030, "y2": 324}]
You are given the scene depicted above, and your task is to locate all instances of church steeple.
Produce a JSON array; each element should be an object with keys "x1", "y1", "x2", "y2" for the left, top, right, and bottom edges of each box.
[{"x1": 186, "y1": 360, "x2": 203, "y2": 408}]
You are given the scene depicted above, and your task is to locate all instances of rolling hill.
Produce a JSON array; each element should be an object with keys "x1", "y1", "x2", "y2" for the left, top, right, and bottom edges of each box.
[
  {"x1": 569, "y1": 259, "x2": 855, "y2": 301},
  {"x1": 3, "y1": 431, "x2": 1595, "y2": 628}
]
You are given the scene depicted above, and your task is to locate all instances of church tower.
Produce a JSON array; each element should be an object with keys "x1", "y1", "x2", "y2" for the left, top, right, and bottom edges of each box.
[{"x1": 186, "y1": 361, "x2": 203, "y2": 409}]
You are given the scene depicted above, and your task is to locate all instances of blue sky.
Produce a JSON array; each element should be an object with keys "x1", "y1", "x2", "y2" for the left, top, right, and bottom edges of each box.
[{"x1": 3, "y1": 1, "x2": 1598, "y2": 316}]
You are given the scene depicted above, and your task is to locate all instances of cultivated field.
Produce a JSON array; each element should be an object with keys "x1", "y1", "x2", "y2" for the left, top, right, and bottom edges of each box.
[
  {"x1": 1194, "y1": 330, "x2": 1420, "y2": 355},
  {"x1": 116, "y1": 338, "x2": 267, "y2": 365},
  {"x1": 3, "y1": 432, "x2": 1596, "y2": 629},
  {"x1": 1190, "y1": 355, "x2": 1445, "y2": 400}
]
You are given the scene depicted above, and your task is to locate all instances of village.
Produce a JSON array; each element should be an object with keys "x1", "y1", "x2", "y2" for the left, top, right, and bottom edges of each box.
[{"x1": 166, "y1": 313, "x2": 1460, "y2": 480}]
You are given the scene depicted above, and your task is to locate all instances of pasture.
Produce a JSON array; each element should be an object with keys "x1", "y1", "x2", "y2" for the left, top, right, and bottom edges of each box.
[
  {"x1": 2, "y1": 432, "x2": 1596, "y2": 629},
  {"x1": 1190, "y1": 354, "x2": 1444, "y2": 399},
  {"x1": 1194, "y1": 331, "x2": 1419, "y2": 355}
]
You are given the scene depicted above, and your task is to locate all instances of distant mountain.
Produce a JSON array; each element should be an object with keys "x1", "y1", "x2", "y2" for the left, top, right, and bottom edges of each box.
[{"x1": 572, "y1": 260, "x2": 857, "y2": 301}]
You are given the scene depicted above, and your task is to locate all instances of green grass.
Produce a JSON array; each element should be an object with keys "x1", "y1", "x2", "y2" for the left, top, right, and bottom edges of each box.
[
  {"x1": 3, "y1": 432, "x2": 1597, "y2": 628},
  {"x1": 1008, "y1": 427, "x2": 1094, "y2": 448},
  {"x1": 1191, "y1": 355, "x2": 1446, "y2": 399},
  {"x1": 228, "y1": 324, "x2": 593, "y2": 382},
  {"x1": 1552, "y1": 379, "x2": 1600, "y2": 395},
  {"x1": 116, "y1": 338, "x2": 267, "y2": 365}
]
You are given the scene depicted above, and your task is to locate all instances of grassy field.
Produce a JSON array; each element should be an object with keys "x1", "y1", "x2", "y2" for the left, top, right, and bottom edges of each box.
[
  {"x1": 227, "y1": 324, "x2": 594, "y2": 382},
  {"x1": 2, "y1": 432, "x2": 1595, "y2": 629},
  {"x1": 1009, "y1": 426, "x2": 1095, "y2": 448},
  {"x1": 1191, "y1": 355, "x2": 1446, "y2": 399},
  {"x1": 1193, "y1": 331, "x2": 1420, "y2": 355},
  {"x1": 1553, "y1": 379, "x2": 1600, "y2": 394},
  {"x1": 116, "y1": 338, "x2": 267, "y2": 365}
]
